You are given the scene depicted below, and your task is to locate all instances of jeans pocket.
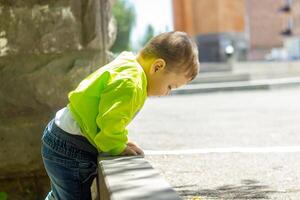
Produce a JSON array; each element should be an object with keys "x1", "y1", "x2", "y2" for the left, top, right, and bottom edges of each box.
[
  {"x1": 79, "y1": 161, "x2": 97, "y2": 184},
  {"x1": 42, "y1": 144, "x2": 78, "y2": 169}
]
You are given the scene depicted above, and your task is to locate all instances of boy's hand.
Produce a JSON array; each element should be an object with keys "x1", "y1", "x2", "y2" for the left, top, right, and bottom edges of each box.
[
  {"x1": 127, "y1": 141, "x2": 145, "y2": 156},
  {"x1": 120, "y1": 141, "x2": 144, "y2": 157}
]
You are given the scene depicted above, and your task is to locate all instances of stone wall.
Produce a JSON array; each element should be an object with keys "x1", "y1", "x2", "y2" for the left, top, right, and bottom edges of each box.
[{"x1": 0, "y1": 0, "x2": 114, "y2": 199}]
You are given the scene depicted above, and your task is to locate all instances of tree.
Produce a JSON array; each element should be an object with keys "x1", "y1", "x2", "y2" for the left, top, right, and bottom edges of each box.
[
  {"x1": 111, "y1": 0, "x2": 136, "y2": 53},
  {"x1": 140, "y1": 24, "x2": 155, "y2": 47}
]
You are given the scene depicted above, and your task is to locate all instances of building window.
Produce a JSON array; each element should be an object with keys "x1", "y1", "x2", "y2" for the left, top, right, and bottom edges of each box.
[
  {"x1": 286, "y1": 0, "x2": 293, "y2": 7},
  {"x1": 279, "y1": 0, "x2": 293, "y2": 12},
  {"x1": 281, "y1": 18, "x2": 293, "y2": 36}
]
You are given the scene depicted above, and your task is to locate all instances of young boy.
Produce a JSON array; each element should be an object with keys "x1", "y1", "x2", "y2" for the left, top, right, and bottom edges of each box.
[{"x1": 41, "y1": 31, "x2": 199, "y2": 200}]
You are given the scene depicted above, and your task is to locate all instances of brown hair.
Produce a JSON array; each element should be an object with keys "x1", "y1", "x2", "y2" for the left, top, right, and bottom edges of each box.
[{"x1": 139, "y1": 31, "x2": 200, "y2": 81}]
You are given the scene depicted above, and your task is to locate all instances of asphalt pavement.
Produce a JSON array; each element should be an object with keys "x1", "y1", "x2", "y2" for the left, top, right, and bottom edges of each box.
[{"x1": 128, "y1": 87, "x2": 300, "y2": 200}]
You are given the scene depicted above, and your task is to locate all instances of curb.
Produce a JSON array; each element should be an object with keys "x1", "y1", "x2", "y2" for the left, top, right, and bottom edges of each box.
[
  {"x1": 172, "y1": 77, "x2": 300, "y2": 94},
  {"x1": 97, "y1": 156, "x2": 182, "y2": 200}
]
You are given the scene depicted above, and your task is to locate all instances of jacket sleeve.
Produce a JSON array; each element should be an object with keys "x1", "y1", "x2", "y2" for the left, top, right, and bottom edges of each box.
[{"x1": 94, "y1": 79, "x2": 138, "y2": 155}]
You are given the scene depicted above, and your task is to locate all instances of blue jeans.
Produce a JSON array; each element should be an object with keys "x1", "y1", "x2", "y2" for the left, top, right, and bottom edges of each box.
[{"x1": 41, "y1": 118, "x2": 99, "y2": 200}]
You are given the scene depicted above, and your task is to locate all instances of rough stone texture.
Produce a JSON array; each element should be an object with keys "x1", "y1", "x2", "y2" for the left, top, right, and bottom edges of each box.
[
  {"x1": 0, "y1": 0, "x2": 114, "y2": 56},
  {"x1": 0, "y1": 0, "x2": 113, "y2": 174},
  {"x1": 0, "y1": 1, "x2": 115, "y2": 198},
  {"x1": 0, "y1": 51, "x2": 106, "y2": 175}
]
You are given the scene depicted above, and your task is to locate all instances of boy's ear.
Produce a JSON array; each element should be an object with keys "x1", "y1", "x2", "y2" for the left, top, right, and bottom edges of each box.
[{"x1": 150, "y1": 59, "x2": 166, "y2": 74}]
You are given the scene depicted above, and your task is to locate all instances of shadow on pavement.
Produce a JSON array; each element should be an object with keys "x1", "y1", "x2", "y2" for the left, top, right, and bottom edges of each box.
[{"x1": 174, "y1": 179, "x2": 279, "y2": 199}]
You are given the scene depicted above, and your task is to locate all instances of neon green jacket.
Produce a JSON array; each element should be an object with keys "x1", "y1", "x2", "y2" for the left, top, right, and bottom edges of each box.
[{"x1": 67, "y1": 52, "x2": 148, "y2": 155}]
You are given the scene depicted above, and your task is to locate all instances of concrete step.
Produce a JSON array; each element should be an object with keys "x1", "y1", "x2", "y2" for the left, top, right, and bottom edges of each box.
[
  {"x1": 191, "y1": 72, "x2": 250, "y2": 84},
  {"x1": 200, "y1": 62, "x2": 232, "y2": 73},
  {"x1": 172, "y1": 77, "x2": 300, "y2": 94}
]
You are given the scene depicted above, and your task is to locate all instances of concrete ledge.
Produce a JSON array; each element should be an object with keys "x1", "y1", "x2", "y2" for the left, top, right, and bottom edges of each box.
[
  {"x1": 198, "y1": 62, "x2": 232, "y2": 73},
  {"x1": 172, "y1": 77, "x2": 300, "y2": 95},
  {"x1": 191, "y1": 72, "x2": 250, "y2": 84},
  {"x1": 97, "y1": 156, "x2": 182, "y2": 200}
]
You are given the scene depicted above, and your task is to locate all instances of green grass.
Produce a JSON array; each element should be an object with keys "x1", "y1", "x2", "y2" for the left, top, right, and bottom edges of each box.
[{"x1": 0, "y1": 192, "x2": 7, "y2": 200}]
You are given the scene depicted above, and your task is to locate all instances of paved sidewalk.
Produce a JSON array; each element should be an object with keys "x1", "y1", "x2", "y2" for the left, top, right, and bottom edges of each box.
[
  {"x1": 128, "y1": 88, "x2": 300, "y2": 200},
  {"x1": 146, "y1": 153, "x2": 300, "y2": 200}
]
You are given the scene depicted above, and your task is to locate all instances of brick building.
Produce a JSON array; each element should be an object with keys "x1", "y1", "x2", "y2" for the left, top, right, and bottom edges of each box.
[
  {"x1": 282, "y1": 0, "x2": 300, "y2": 60},
  {"x1": 173, "y1": 0, "x2": 247, "y2": 62},
  {"x1": 172, "y1": 0, "x2": 300, "y2": 61},
  {"x1": 245, "y1": 0, "x2": 284, "y2": 60}
]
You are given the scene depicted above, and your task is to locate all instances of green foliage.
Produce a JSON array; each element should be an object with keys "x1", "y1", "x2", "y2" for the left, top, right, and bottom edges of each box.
[
  {"x1": 111, "y1": 0, "x2": 136, "y2": 53},
  {"x1": 140, "y1": 24, "x2": 155, "y2": 46},
  {"x1": 0, "y1": 192, "x2": 7, "y2": 200}
]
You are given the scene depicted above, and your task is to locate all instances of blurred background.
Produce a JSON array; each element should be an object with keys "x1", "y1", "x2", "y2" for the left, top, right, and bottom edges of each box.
[
  {"x1": 111, "y1": 0, "x2": 300, "y2": 62},
  {"x1": 0, "y1": 0, "x2": 300, "y2": 199}
]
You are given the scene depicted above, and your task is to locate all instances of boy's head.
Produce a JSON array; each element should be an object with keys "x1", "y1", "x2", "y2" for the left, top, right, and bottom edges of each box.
[{"x1": 137, "y1": 31, "x2": 200, "y2": 96}]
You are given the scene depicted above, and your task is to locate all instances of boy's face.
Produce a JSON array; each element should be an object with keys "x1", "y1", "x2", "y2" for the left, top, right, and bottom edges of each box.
[{"x1": 146, "y1": 59, "x2": 190, "y2": 96}]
